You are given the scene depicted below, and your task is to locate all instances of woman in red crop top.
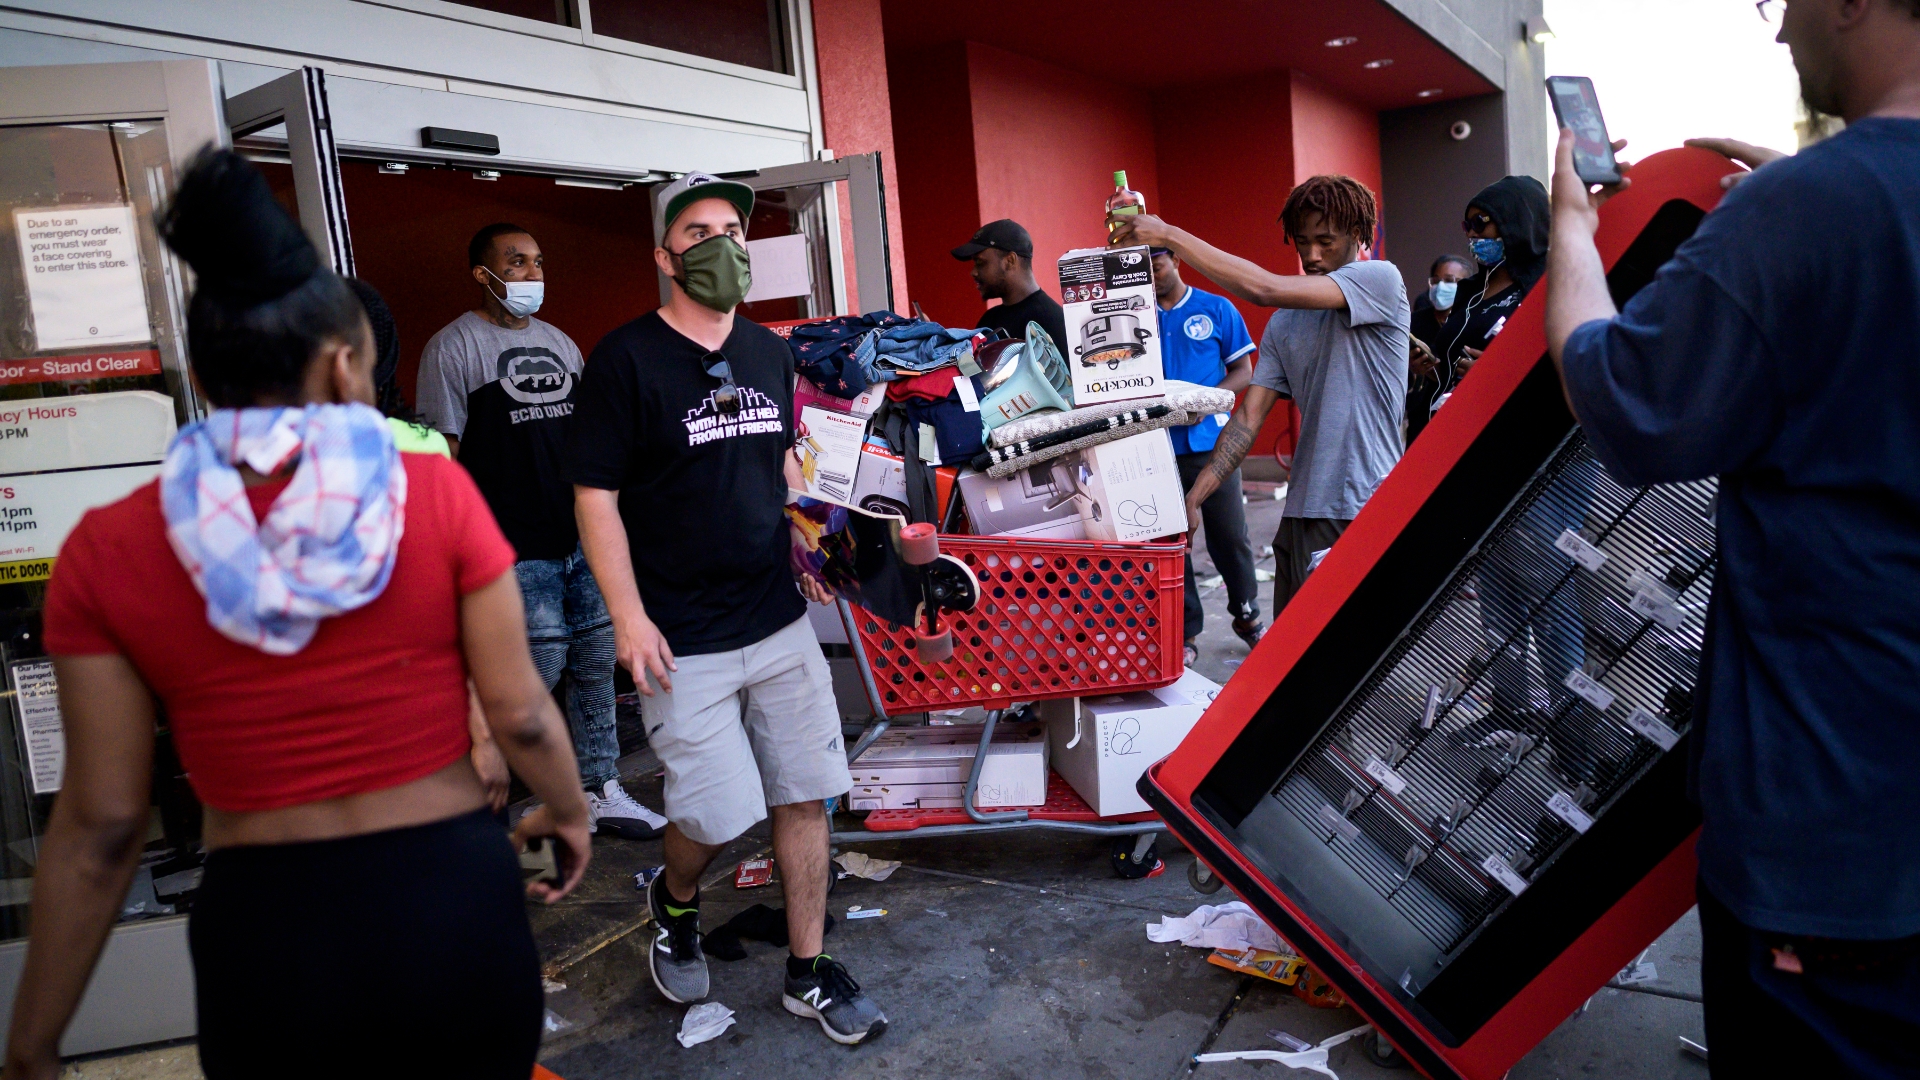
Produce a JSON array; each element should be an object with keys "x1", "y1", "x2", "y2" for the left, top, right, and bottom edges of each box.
[{"x1": 4, "y1": 152, "x2": 591, "y2": 1080}]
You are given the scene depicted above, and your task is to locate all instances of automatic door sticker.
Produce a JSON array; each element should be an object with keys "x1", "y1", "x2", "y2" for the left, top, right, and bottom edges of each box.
[
  {"x1": 1546, "y1": 791, "x2": 1595, "y2": 834},
  {"x1": 1564, "y1": 669, "x2": 1616, "y2": 712},
  {"x1": 1482, "y1": 853, "x2": 1530, "y2": 896},
  {"x1": 1624, "y1": 705, "x2": 1681, "y2": 751},
  {"x1": 1107, "y1": 715, "x2": 1141, "y2": 756},
  {"x1": 1362, "y1": 756, "x2": 1408, "y2": 796},
  {"x1": 1554, "y1": 529, "x2": 1608, "y2": 572}
]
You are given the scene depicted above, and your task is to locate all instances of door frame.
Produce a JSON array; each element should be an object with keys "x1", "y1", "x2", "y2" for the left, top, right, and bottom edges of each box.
[
  {"x1": 224, "y1": 67, "x2": 356, "y2": 276},
  {"x1": 0, "y1": 57, "x2": 229, "y2": 1058}
]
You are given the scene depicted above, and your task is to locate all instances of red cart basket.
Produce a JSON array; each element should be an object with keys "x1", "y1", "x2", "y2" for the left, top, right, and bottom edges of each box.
[
  {"x1": 830, "y1": 532, "x2": 1187, "y2": 874},
  {"x1": 1138, "y1": 148, "x2": 1740, "y2": 1078}
]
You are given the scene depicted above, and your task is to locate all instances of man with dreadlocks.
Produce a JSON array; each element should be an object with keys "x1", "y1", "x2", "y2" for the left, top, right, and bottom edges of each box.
[{"x1": 1110, "y1": 174, "x2": 1409, "y2": 609}]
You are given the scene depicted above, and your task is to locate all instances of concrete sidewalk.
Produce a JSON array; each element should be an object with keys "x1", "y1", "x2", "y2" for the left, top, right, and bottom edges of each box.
[{"x1": 63, "y1": 481, "x2": 1710, "y2": 1080}]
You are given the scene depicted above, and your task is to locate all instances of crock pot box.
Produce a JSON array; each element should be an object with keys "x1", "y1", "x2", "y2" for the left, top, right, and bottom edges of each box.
[
  {"x1": 1057, "y1": 244, "x2": 1165, "y2": 405},
  {"x1": 1038, "y1": 668, "x2": 1222, "y2": 817}
]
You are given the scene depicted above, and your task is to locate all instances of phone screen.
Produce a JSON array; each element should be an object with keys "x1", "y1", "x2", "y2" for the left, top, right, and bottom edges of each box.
[{"x1": 1547, "y1": 76, "x2": 1621, "y2": 185}]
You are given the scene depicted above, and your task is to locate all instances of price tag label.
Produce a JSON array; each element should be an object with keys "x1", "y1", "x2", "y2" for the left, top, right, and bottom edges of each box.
[
  {"x1": 1554, "y1": 529, "x2": 1609, "y2": 572},
  {"x1": 1482, "y1": 853, "x2": 1529, "y2": 896},
  {"x1": 953, "y1": 375, "x2": 981, "y2": 413},
  {"x1": 1625, "y1": 705, "x2": 1680, "y2": 751},
  {"x1": 1564, "y1": 669, "x2": 1616, "y2": 712},
  {"x1": 1363, "y1": 756, "x2": 1408, "y2": 796},
  {"x1": 1630, "y1": 587, "x2": 1686, "y2": 630},
  {"x1": 1547, "y1": 791, "x2": 1595, "y2": 833},
  {"x1": 1317, "y1": 804, "x2": 1361, "y2": 844}
]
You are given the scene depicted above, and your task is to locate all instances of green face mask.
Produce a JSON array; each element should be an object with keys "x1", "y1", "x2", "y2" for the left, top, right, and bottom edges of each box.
[{"x1": 671, "y1": 234, "x2": 752, "y2": 312}]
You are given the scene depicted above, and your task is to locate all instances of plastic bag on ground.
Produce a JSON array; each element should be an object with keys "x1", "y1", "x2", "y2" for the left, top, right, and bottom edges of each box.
[
  {"x1": 1147, "y1": 901, "x2": 1288, "y2": 954},
  {"x1": 835, "y1": 851, "x2": 901, "y2": 881},
  {"x1": 676, "y1": 1001, "x2": 737, "y2": 1047}
]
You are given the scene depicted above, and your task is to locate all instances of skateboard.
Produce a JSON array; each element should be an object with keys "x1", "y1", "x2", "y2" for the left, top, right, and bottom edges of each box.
[{"x1": 786, "y1": 496, "x2": 980, "y2": 661}]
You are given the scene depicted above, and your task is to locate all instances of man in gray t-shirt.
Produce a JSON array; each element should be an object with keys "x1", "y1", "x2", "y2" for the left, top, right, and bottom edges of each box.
[{"x1": 1109, "y1": 175, "x2": 1409, "y2": 609}]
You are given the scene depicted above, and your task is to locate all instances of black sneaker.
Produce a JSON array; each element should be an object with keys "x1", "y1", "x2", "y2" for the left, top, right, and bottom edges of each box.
[
  {"x1": 646, "y1": 874, "x2": 709, "y2": 1004},
  {"x1": 783, "y1": 955, "x2": 888, "y2": 1045}
]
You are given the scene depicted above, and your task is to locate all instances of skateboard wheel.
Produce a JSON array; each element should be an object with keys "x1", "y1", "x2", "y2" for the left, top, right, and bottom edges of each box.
[
  {"x1": 900, "y1": 522, "x2": 940, "y2": 565},
  {"x1": 913, "y1": 627, "x2": 953, "y2": 663}
]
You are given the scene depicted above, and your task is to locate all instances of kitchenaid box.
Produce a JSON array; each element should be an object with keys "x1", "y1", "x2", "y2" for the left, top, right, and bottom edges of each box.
[{"x1": 1057, "y1": 244, "x2": 1164, "y2": 405}]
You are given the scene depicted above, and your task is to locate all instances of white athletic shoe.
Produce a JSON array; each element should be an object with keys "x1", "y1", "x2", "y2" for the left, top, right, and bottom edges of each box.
[{"x1": 585, "y1": 779, "x2": 667, "y2": 840}]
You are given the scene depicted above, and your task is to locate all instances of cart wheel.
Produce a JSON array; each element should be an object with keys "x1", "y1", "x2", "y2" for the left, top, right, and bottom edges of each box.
[
  {"x1": 1362, "y1": 1029, "x2": 1411, "y2": 1070},
  {"x1": 1187, "y1": 859, "x2": 1226, "y2": 894},
  {"x1": 914, "y1": 626, "x2": 953, "y2": 663},
  {"x1": 899, "y1": 522, "x2": 940, "y2": 566},
  {"x1": 1110, "y1": 836, "x2": 1161, "y2": 879}
]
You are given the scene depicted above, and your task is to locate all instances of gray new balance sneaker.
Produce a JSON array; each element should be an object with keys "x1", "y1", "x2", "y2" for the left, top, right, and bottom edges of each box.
[
  {"x1": 783, "y1": 956, "x2": 888, "y2": 1045},
  {"x1": 646, "y1": 874, "x2": 709, "y2": 1004}
]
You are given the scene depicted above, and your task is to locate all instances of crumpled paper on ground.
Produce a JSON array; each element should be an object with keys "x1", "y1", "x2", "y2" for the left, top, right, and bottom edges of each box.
[
  {"x1": 1147, "y1": 901, "x2": 1288, "y2": 955},
  {"x1": 676, "y1": 1001, "x2": 737, "y2": 1047},
  {"x1": 835, "y1": 851, "x2": 902, "y2": 881},
  {"x1": 1193, "y1": 1023, "x2": 1371, "y2": 1079}
]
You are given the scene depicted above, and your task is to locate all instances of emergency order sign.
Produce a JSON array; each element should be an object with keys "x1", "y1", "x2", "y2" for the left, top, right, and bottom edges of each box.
[{"x1": 14, "y1": 205, "x2": 153, "y2": 351}]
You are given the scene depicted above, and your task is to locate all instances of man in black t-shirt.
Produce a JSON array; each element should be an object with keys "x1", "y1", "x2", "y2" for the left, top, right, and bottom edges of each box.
[
  {"x1": 568, "y1": 173, "x2": 886, "y2": 1045},
  {"x1": 951, "y1": 218, "x2": 1068, "y2": 353},
  {"x1": 417, "y1": 223, "x2": 664, "y2": 843}
]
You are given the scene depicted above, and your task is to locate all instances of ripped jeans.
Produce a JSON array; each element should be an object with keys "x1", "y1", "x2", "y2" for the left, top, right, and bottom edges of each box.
[{"x1": 515, "y1": 546, "x2": 619, "y2": 791}]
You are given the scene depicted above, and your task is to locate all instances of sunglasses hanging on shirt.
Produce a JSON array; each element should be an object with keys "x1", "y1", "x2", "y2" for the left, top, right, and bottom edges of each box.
[{"x1": 701, "y1": 351, "x2": 741, "y2": 415}]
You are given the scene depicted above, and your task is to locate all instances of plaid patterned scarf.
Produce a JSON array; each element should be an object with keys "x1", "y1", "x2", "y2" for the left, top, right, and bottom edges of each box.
[{"x1": 160, "y1": 402, "x2": 406, "y2": 655}]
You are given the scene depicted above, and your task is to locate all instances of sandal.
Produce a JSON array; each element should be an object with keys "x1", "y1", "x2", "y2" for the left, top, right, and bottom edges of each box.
[
  {"x1": 1183, "y1": 640, "x2": 1200, "y2": 668},
  {"x1": 1231, "y1": 617, "x2": 1266, "y2": 650}
]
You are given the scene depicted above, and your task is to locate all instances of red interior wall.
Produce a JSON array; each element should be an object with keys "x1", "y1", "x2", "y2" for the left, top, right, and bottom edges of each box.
[
  {"x1": 336, "y1": 162, "x2": 658, "y2": 407},
  {"x1": 812, "y1": 0, "x2": 913, "y2": 312},
  {"x1": 963, "y1": 41, "x2": 1159, "y2": 312},
  {"x1": 884, "y1": 41, "x2": 982, "y2": 328},
  {"x1": 1290, "y1": 70, "x2": 1386, "y2": 252}
]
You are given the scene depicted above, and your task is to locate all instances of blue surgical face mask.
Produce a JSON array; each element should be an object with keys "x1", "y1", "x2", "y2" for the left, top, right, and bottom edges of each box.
[
  {"x1": 484, "y1": 266, "x2": 544, "y2": 318},
  {"x1": 1429, "y1": 280, "x2": 1459, "y2": 309},
  {"x1": 1470, "y1": 237, "x2": 1505, "y2": 267}
]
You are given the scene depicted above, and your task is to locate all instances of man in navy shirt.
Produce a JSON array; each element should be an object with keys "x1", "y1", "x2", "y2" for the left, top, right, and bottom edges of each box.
[
  {"x1": 1151, "y1": 247, "x2": 1262, "y2": 663},
  {"x1": 1545, "y1": 1, "x2": 1920, "y2": 1070}
]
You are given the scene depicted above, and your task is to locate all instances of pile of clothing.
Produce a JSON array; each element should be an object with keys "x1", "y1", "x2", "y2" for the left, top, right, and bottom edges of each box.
[{"x1": 788, "y1": 311, "x2": 979, "y2": 399}]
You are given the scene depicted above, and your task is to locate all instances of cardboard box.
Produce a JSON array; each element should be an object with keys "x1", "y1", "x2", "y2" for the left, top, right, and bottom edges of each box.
[
  {"x1": 1073, "y1": 428, "x2": 1184, "y2": 542},
  {"x1": 1058, "y1": 244, "x2": 1165, "y2": 405},
  {"x1": 847, "y1": 721, "x2": 1048, "y2": 810},
  {"x1": 1039, "y1": 668, "x2": 1221, "y2": 816},
  {"x1": 795, "y1": 404, "x2": 869, "y2": 506},
  {"x1": 796, "y1": 374, "x2": 885, "y2": 418},
  {"x1": 850, "y1": 444, "x2": 910, "y2": 517},
  {"x1": 956, "y1": 465, "x2": 1089, "y2": 541}
]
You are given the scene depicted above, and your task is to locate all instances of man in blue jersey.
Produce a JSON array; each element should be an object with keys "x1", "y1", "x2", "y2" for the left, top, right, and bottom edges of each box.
[{"x1": 1151, "y1": 247, "x2": 1262, "y2": 666}]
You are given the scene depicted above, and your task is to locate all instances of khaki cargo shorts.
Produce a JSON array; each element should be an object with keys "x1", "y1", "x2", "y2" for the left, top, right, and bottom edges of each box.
[{"x1": 640, "y1": 616, "x2": 852, "y2": 846}]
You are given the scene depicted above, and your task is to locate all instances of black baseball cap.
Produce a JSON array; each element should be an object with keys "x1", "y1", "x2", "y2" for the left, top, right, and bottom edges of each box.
[{"x1": 951, "y1": 219, "x2": 1033, "y2": 260}]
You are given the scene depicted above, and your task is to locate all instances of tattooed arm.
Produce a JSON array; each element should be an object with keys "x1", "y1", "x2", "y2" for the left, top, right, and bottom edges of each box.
[{"x1": 1185, "y1": 386, "x2": 1282, "y2": 533}]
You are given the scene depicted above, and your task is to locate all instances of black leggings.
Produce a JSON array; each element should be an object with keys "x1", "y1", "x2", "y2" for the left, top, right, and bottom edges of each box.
[{"x1": 190, "y1": 809, "x2": 541, "y2": 1079}]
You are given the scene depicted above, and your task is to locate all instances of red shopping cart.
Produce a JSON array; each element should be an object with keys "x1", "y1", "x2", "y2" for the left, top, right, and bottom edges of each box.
[{"x1": 829, "y1": 531, "x2": 1190, "y2": 878}]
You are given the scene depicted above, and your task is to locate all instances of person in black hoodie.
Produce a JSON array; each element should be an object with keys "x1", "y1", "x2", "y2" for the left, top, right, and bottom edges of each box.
[{"x1": 1430, "y1": 176, "x2": 1550, "y2": 410}]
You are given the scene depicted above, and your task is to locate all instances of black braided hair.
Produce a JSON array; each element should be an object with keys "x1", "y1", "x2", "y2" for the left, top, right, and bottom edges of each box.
[{"x1": 159, "y1": 149, "x2": 365, "y2": 407}]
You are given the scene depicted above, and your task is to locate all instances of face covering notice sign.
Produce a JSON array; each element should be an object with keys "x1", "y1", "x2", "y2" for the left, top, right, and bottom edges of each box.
[{"x1": 14, "y1": 205, "x2": 153, "y2": 351}]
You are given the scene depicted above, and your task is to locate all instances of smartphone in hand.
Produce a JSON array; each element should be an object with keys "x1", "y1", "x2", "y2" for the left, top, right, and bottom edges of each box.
[{"x1": 1546, "y1": 76, "x2": 1622, "y2": 185}]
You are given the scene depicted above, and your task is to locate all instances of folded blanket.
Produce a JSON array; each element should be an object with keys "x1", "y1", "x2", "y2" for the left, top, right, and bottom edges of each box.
[
  {"x1": 976, "y1": 404, "x2": 1186, "y2": 478},
  {"x1": 1162, "y1": 379, "x2": 1239, "y2": 418}
]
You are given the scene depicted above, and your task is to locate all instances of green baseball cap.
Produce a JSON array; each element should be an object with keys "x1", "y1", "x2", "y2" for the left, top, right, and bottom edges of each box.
[{"x1": 656, "y1": 172, "x2": 756, "y2": 234}]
